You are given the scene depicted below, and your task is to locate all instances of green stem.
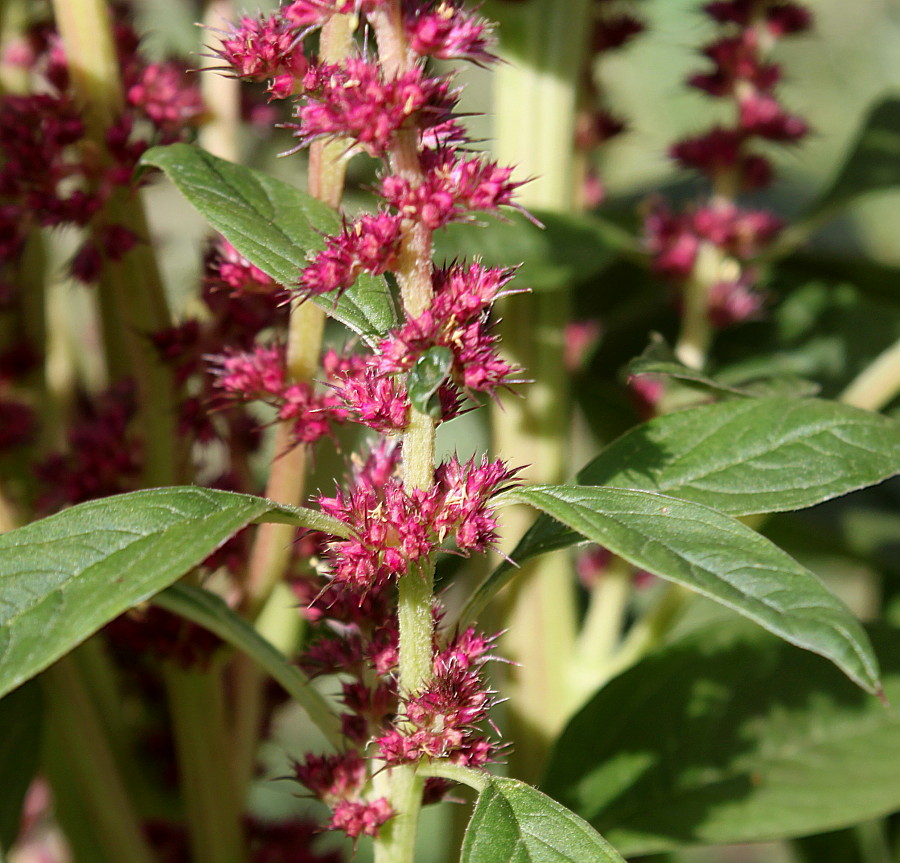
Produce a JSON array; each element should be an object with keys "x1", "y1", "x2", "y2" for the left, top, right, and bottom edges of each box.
[
  {"x1": 570, "y1": 559, "x2": 633, "y2": 706},
  {"x1": 42, "y1": 656, "x2": 157, "y2": 863},
  {"x1": 416, "y1": 762, "x2": 489, "y2": 794},
  {"x1": 373, "y1": 765, "x2": 425, "y2": 863},
  {"x1": 164, "y1": 664, "x2": 248, "y2": 863},
  {"x1": 598, "y1": 584, "x2": 690, "y2": 685},
  {"x1": 489, "y1": 0, "x2": 590, "y2": 781},
  {"x1": 673, "y1": 240, "x2": 728, "y2": 370},
  {"x1": 367, "y1": 7, "x2": 439, "y2": 861},
  {"x1": 232, "y1": 11, "x2": 354, "y2": 792},
  {"x1": 200, "y1": 0, "x2": 242, "y2": 163},
  {"x1": 840, "y1": 336, "x2": 900, "y2": 412}
]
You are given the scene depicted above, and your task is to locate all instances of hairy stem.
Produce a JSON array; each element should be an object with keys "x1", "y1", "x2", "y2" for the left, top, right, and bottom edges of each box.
[{"x1": 368, "y1": 6, "x2": 437, "y2": 862}]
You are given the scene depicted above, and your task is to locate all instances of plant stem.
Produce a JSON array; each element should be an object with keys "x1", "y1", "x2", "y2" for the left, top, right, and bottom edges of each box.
[
  {"x1": 200, "y1": 0, "x2": 242, "y2": 164},
  {"x1": 674, "y1": 240, "x2": 726, "y2": 370},
  {"x1": 42, "y1": 656, "x2": 157, "y2": 863},
  {"x1": 367, "y1": 6, "x2": 438, "y2": 861},
  {"x1": 51, "y1": 0, "x2": 179, "y2": 486},
  {"x1": 232, "y1": 7, "x2": 355, "y2": 796},
  {"x1": 598, "y1": 583, "x2": 690, "y2": 685},
  {"x1": 840, "y1": 336, "x2": 900, "y2": 412},
  {"x1": 489, "y1": 0, "x2": 590, "y2": 781},
  {"x1": 570, "y1": 559, "x2": 633, "y2": 706},
  {"x1": 164, "y1": 663, "x2": 248, "y2": 863}
]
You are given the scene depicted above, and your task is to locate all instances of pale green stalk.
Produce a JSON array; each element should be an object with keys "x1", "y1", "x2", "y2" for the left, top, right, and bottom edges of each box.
[
  {"x1": 231, "y1": 11, "x2": 356, "y2": 794},
  {"x1": 42, "y1": 657, "x2": 157, "y2": 863},
  {"x1": 51, "y1": 0, "x2": 179, "y2": 485},
  {"x1": 570, "y1": 558, "x2": 633, "y2": 707},
  {"x1": 200, "y1": 0, "x2": 242, "y2": 164},
  {"x1": 840, "y1": 336, "x2": 900, "y2": 411},
  {"x1": 164, "y1": 663, "x2": 248, "y2": 863},
  {"x1": 489, "y1": 0, "x2": 590, "y2": 781}
]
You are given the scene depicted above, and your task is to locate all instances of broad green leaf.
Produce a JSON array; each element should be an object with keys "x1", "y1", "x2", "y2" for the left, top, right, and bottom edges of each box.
[
  {"x1": 497, "y1": 485, "x2": 880, "y2": 693},
  {"x1": 140, "y1": 144, "x2": 396, "y2": 340},
  {"x1": 0, "y1": 682, "x2": 41, "y2": 849},
  {"x1": 571, "y1": 398, "x2": 900, "y2": 516},
  {"x1": 152, "y1": 583, "x2": 341, "y2": 745},
  {"x1": 809, "y1": 96, "x2": 900, "y2": 217},
  {"x1": 496, "y1": 398, "x2": 900, "y2": 583},
  {"x1": 0, "y1": 487, "x2": 345, "y2": 699},
  {"x1": 461, "y1": 776, "x2": 625, "y2": 863},
  {"x1": 542, "y1": 622, "x2": 900, "y2": 855},
  {"x1": 434, "y1": 210, "x2": 621, "y2": 290}
]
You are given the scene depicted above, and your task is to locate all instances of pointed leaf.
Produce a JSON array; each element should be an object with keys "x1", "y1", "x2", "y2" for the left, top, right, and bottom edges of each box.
[
  {"x1": 152, "y1": 583, "x2": 341, "y2": 746},
  {"x1": 502, "y1": 398, "x2": 900, "y2": 583},
  {"x1": 0, "y1": 487, "x2": 344, "y2": 699},
  {"x1": 463, "y1": 399, "x2": 900, "y2": 625},
  {"x1": 498, "y1": 485, "x2": 880, "y2": 693},
  {"x1": 140, "y1": 144, "x2": 396, "y2": 341},
  {"x1": 542, "y1": 622, "x2": 900, "y2": 855},
  {"x1": 628, "y1": 335, "x2": 751, "y2": 397},
  {"x1": 575, "y1": 398, "x2": 900, "y2": 516},
  {"x1": 628, "y1": 337, "x2": 820, "y2": 399},
  {"x1": 461, "y1": 776, "x2": 625, "y2": 863}
]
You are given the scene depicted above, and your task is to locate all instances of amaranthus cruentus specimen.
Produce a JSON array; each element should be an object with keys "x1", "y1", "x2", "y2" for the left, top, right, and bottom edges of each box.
[{"x1": 215, "y1": 0, "x2": 522, "y2": 856}]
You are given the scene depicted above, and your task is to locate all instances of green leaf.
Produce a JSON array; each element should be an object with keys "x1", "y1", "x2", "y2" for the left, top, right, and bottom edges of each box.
[
  {"x1": 461, "y1": 776, "x2": 625, "y2": 863},
  {"x1": 152, "y1": 583, "x2": 341, "y2": 746},
  {"x1": 501, "y1": 397, "x2": 900, "y2": 578},
  {"x1": 0, "y1": 487, "x2": 343, "y2": 699},
  {"x1": 463, "y1": 399, "x2": 900, "y2": 625},
  {"x1": 498, "y1": 485, "x2": 880, "y2": 693},
  {"x1": 0, "y1": 682, "x2": 41, "y2": 849},
  {"x1": 541, "y1": 622, "x2": 900, "y2": 855},
  {"x1": 433, "y1": 209, "x2": 621, "y2": 291},
  {"x1": 140, "y1": 143, "x2": 396, "y2": 341},
  {"x1": 407, "y1": 345, "x2": 453, "y2": 417},
  {"x1": 628, "y1": 336, "x2": 820, "y2": 399},
  {"x1": 628, "y1": 335, "x2": 752, "y2": 397},
  {"x1": 810, "y1": 96, "x2": 900, "y2": 216},
  {"x1": 574, "y1": 398, "x2": 900, "y2": 516}
]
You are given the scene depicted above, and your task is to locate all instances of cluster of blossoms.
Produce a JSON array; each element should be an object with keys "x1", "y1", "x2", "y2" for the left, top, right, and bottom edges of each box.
[
  {"x1": 644, "y1": 0, "x2": 812, "y2": 329},
  {"x1": 0, "y1": 13, "x2": 203, "y2": 286},
  {"x1": 0, "y1": 9, "x2": 203, "y2": 480},
  {"x1": 577, "y1": 0, "x2": 646, "y2": 208},
  {"x1": 318, "y1": 442, "x2": 517, "y2": 590},
  {"x1": 213, "y1": 0, "x2": 520, "y2": 842}
]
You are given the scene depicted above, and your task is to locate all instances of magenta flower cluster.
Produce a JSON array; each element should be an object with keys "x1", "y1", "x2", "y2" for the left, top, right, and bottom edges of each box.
[
  {"x1": 644, "y1": 0, "x2": 812, "y2": 328},
  {"x1": 212, "y1": 0, "x2": 519, "y2": 842}
]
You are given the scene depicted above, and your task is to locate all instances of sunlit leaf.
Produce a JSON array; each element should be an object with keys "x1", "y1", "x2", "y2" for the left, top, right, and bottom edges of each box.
[
  {"x1": 141, "y1": 144, "x2": 396, "y2": 340},
  {"x1": 0, "y1": 487, "x2": 342, "y2": 698}
]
